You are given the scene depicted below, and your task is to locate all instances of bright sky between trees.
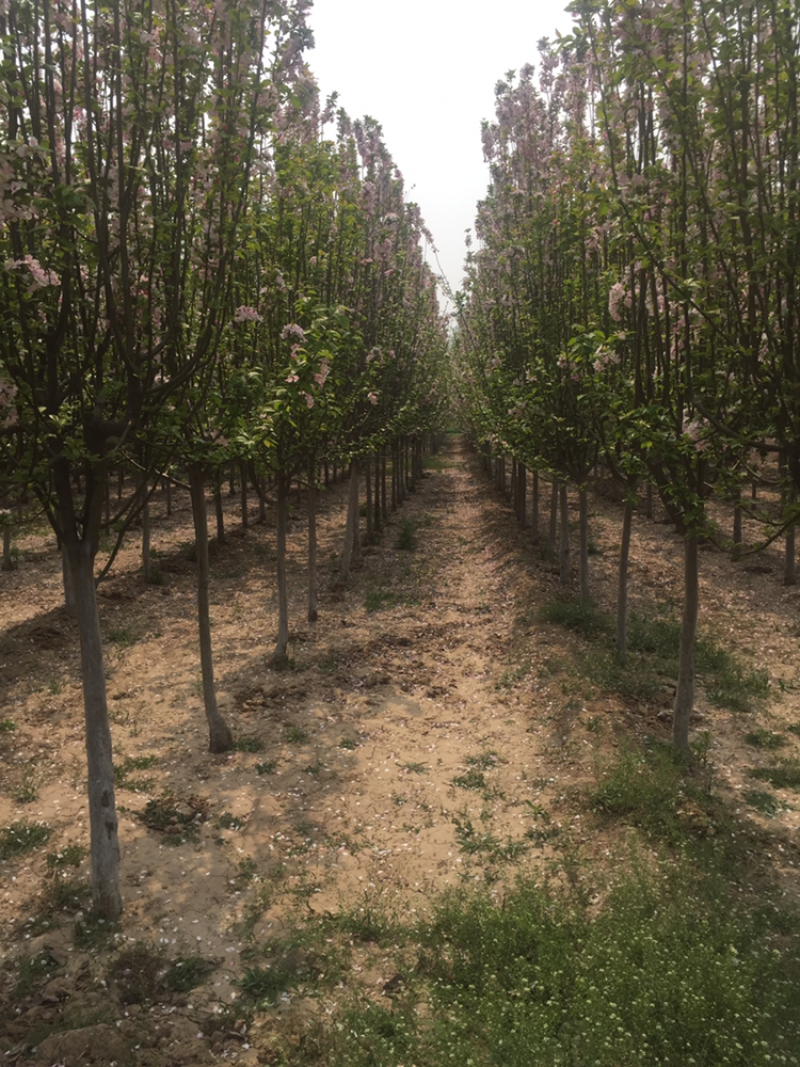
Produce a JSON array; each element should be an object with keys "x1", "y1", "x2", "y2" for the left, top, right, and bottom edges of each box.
[{"x1": 309, "y1": 0, "x2": 574, "y2": 310}]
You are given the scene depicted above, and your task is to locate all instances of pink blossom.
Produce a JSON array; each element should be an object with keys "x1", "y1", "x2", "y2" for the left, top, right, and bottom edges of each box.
[
  {"x1": 304, "y1": 392, "x2": 315, "y2": 408},
  {"x1": 367, "y1": 391, "x2": 378, "y2": 405},
  {"x1": 5, "y1": 255, "x2": 60, "y2": 289},
  {"x1": 234, "y1": 305, "x2": 261, "y2": 323},
  {"x1": 608, "y1": 282, "x2": 625, "y2": 322},
  {"x1": 280, "y1": 323, "x2": 306, "y2": 342},
  {"x1": 314, "y1": 359, "x2": 330, "y2": 387},
  {"x1": 285, "y1": 373, "x2": 299, "y2": 383}
]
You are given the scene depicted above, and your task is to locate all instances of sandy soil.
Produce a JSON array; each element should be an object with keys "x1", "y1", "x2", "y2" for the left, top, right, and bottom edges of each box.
[{"x1": 1, "y1": 436, "x2": 799, "y2": 1065}]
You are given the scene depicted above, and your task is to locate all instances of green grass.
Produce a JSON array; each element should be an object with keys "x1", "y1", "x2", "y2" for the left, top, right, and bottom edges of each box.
[
  {"x1": 452, "y1": 768, "x2": 487, "y2": 791},
  {"x1": 744, "y1": 789, "x2": 781, "y2": 816},
  {"x1": 538, "y1": 598, "x2": 769, "y2": 712},
  {"x1": 748, "y1": 759, "x2": 800, "y2": 791},
  {"x1": 746, "y1": 729, "x2": 787, "y2": 750},
  {"x1": 0, "y1": 717, "x2": 15, "y2": 732},
  {"x1": 255, "y1": 759, "x2": 278, "y2": 775},
  {"x1": 0, "y1": 821, "x2": 53, "y2": 859},
  {"x1": 365, "y1": 588, "x2": 405, "y2": 612},
  {"x1": 46, "y1": 844, "x2": 86, "y2": 870},
  {"x1": 114, "y1": 754, "x2": 158, "y2": 792},
  {"x1": 234, "y1": 735, "x2": 265, "y2": 752},
  {"x1": 285, "y1": 726, "x2": 309, "y2": 744},
  {"x1": 277, "y1": 857, "x2": 800, "y2": 1067},
  {"x1": 164, "y1": 955, "x2": 219, "y2": 993}
]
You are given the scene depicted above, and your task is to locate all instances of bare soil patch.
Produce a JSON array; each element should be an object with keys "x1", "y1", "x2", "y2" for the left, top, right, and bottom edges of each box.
[{"x1": 1, "y1": 436, "x2": 799, "y2": 1064}]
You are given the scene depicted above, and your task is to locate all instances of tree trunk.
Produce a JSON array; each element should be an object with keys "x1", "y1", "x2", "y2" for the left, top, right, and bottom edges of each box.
[
  {"x1": 732, "y1": 487, "x2": 743, "y2": 562},
  {"x1": 239, "y1": 460, "x2": 249, "y2": 532},
  {"x1": 307, "y1": 472, "x2": 318, "y2": 623},
  {"x1": 365, "y1": 453, "x2": 374, "y2": 543},
  {"x1": 165, "y1": 474, "x2": 172, "y2": 517},
  {"x1": 673, "y1": 529, "x2": 698, "y2": 755},
  {"x1": 141, "y1": 491, "x2": 151, "y2": 584},
  {"x1": 785, "y1": 483, "x2": 796, "y2": 586},
  {"x1": 616, "y1": 498, "x2": 634, "y2": 662},
  {"x1": 71, "y1": 543, "x2": 122, "y2": 919},
  {"x1": 2, "y1": 523, "x2": 15, "y2": 571},
  {"x1": 578, "y1": 487, "x2": 590, "y2": 607},
  {"x1": 559, "y1": 481, "x2": 570, "y2": 584},
  {"x1": 214, "y1": 474, "x2": 226, "y2": 546},
  {"x1": 518, "y1": 463, "x2": 527, "y2": 527},
  {"x1": 380, "y1": 448, "x2": 388, "y2": 524},
  {"x1": 62, "y1": 542, "x2": 76, "y2": 617},
  {"x1": 188, "y1": 465, "x2": 233, "y2": 753},
  {"x1": 531, "y1": 471, "x2": 539, "y2": 544},
  {"x1": 391, "y1": 442, "x2": 398, "y2": 512},
  {"x1": 340, "y1": 459, "x2": 360, "y2": 579},
  {"x1": 547, "y1": 480, "x2": 558, "y2": 563},
  {"x1": 271, "y1": 473, "x2": 291, "y2": 667}
]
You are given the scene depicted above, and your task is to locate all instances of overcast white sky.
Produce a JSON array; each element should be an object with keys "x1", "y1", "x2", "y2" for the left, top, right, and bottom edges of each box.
[{"x1": 308, "y1": 0, "x2": 574, "y2": 310}]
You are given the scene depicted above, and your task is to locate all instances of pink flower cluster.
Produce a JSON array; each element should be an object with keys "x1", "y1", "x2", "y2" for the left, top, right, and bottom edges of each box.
[
  {"x1": 4, "y1": 255, "x2": 60, "y2": 290},
  {"x1": 233, "y1": 305, "x2": 261, "y2": 323},
  {"x1": 280, "y1": 323, "x2": 306, "y2": 342}
]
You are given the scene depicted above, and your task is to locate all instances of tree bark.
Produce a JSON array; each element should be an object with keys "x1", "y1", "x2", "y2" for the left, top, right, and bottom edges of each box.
[
  {"x1": 578, "y1": 487, "x2": 590, "y2": 607},
  {"x1": 673, "y1": 529, "x2": 698, "y2": 755},
  {"x1": 307, "y1": 472, "x2": 318, "y2": 623},
  {"x1": 189, "y1": 465, "x2": 233, "y2": 753},
  {"x1": 141, "y1": 491, "x2": 151, "y2": 584},
  {"x1": 271, "y1": 473, "x2": 291, "y2": 666},
  {"x1": 340, "y1": 459, "x2": 360, "y2": 579},
  {"x1": 239, "y1": 460, "x2": 249, "y2": 531},
  {"x1": 214, "y1": 474, "x2": 226, "y2": 546},
  {"x1": 531, "y1": 471, "x2": 539, "y2": 544},
  {"x1": 71, "y1": 545, "x2": 122, "y2": 919},
  {"x1": 2, "y1": 523, "x2": 15, "y2": 571},
  {"x1": 559, "y1": 481, "x2": 570, "y2": 584},
  {"x1": 61, "y1": 542, "x2": 76, "y2": 617},
  {"x1": 732, "y1": 487, "x2": 743, "y2": 562},
  {"x1": 365, "y1": 453, "x2": 374, "y2": 543},
  {"x1": 616, "y1": 498, "x2": 634, "y2": 662},
  {"x1": 547, "y1": 480, "x2": 558, "y2": 563}
]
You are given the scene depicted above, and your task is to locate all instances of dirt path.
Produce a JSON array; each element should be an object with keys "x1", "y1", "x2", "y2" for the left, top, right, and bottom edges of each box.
[{"x1": 2, "y1": 435, "x2": 800, "y2": 1065}]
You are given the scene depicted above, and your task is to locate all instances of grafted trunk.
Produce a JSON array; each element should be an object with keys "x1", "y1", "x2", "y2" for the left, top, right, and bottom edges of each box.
[
  {"x1": 307, "y1": 472, "x2": 318, "y2": 623},
  {"x1": 188, "y1": 465, "x2": 233, "y2": 753},
  {"x1": 70, "y1": 545, "x2": 122, "y2": 918}
]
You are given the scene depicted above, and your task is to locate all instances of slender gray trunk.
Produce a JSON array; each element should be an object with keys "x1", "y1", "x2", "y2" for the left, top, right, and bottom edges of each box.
[
  {"x1": 141, "y1": 493, "x2": 151, "y2": 583},
  {"x1": 673, "y1": 530, "x2": 698, "y2": 755},
  {"x1": 531, "y1": 471, "x2": 539, "y2": 544},
  {"x1": 62, "y1": 542, "x2": 76, "y2": 617},
  {"x1": 617, "y1": 498, "x2": 634, "y2": 662},
  {"x1": 239, "y1": 460, "x2": 249, "y2": 531},
  {"x1": 732, "y1": 487, "x2": 743, "y2": 561},
  {"x1": 307, "y1": 473, "x2": 318, "y2": 623},
  {"x1": 214, "y1": 476, "x2": 226, "y2": 545},
  {"x1": 271, "y1": 474, "x2": 290, "y2": 666},
  {"x1": 340, "y1": 460, "x2": 360, "y2": 579},
  {"x1": 547, "y1": 481, "x2": 558, "y2": 563},
  {"x1": 2, "y1": 523, "x2": 15, "y2": 571},
  {"x1": 189, "y1": 465, "x2": 233, "y2": 753},
  {"x1": 785, "y1": 484, "x2": 796, "y2": 586},
  {"x1": 71, "y1": 545, "x2": 122, "y2": 919},
  {"x1": 578, "y1": 487, "x2": 590, "y2": 606},
  {"x1": 365, "y1": 453, "x2": 374, "y2": 543},
  {"x1": 559, "y1": 481, "x2": 570, "y2": 584}
]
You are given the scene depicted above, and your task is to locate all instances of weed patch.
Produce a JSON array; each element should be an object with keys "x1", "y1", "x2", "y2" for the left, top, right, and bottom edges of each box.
[
  {"x1": 748, "y1": 759, "x2": 800, "y2": 791},
  {"x1": 114, "y1": 754, "x2": 157, "y2": 792},
  {"x1": 0, "y1": 820, "x2": 52, "y2": 859},
  {"x1": 234, "y1": 735, "x2": 264, "y2": 753},
  {"x1": 135, "y1": 791, "x2": 208, "y2": 844},
  {"x1": 746, "y1": 729, "x2": 787, "y2": 750}
]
